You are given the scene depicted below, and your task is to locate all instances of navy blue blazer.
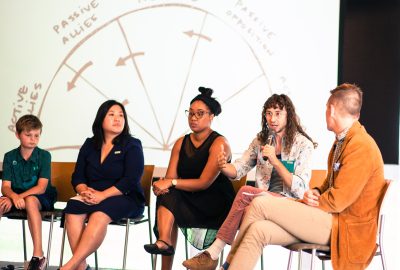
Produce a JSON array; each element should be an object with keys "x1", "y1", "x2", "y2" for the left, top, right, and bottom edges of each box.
[{"x1": 71, "y1": 136, "x2": 145, "y2": 206}]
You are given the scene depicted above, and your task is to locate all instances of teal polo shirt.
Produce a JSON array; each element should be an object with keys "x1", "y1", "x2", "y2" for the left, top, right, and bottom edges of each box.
[{"x1": 2, "y1": 146, "x2": 52, "y2": 194}]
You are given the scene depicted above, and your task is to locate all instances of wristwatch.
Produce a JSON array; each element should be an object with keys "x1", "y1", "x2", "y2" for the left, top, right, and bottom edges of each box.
[{"x1": 171, "y1": 179, "x2": 177, "y2": 187}]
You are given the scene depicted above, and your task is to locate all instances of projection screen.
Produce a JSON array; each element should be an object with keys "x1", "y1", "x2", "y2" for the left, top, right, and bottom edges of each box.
[{"x1": 0, "y1": 0, "x2": 340, "y2": 172}]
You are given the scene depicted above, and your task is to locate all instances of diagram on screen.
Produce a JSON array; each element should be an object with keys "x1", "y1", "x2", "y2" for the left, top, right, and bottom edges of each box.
[{"x1": 35, "y1": 3, "x2": 272, "y2": 163}]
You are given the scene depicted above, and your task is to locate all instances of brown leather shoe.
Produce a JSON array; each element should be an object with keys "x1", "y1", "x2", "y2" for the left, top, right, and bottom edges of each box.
[{"x1": 182, "y1": 251, "x2": 218, "y2": 270}]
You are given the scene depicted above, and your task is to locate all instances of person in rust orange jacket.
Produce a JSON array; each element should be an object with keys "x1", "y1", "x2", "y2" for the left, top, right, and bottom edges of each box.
[{"x1": 221, "y1": 83, "x2": 386, "y2": 270}]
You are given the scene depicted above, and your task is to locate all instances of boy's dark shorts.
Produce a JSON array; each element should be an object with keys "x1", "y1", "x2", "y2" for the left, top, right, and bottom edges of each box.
[
  {"x1": 35, "y1": 193, "x2": 56, "y2": 211},
  {"x1": 1, "y1": 192, "x2": 56, "y2": 211}
]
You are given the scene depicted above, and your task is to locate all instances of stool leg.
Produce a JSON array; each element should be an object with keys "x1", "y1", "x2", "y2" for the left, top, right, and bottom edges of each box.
[
  {"x1": 46, "y1": 214, "x2": 55, "y2": 268},
  {"x1": 298, "y1": 250, "x2": 302, "y2": 270},
  {"x1": 185, "y1": 228, "x2": 189, "y2": 260},
  {"x1": 122, "y1": 219, "x2": 130, "y2": 270},
  {"x1": 59, "y1": 226, "x2": 67, "y2": 267},
  {"x1": 147, "y1": 213, "x2": 155, "y2": 270},
  {"x1": 260, "y1": 250, "x2": 264, "y2": 270},
  {"x1": 310, "y1": 249, "x2": 316, "y2": 270},
  {"x1": 22, "y1": 220, "x2": 27, "y2": 262},
  {"x1": 220, "y1": 249, "x2": 224, "y2": 266},
  {"x1": 287, "y1": 251, "x2": 293, "y2": 270},
  {"x1": 152, "y1": 255, "x2": 158, "y2": 270},
  {"x1": 94, "y1": 251, "x2": 98, "y2": 270}
]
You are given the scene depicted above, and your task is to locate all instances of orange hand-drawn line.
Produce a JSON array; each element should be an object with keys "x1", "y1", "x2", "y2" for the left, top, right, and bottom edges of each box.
[
  {"x1": 67, "y1": 61, "x2": 93, "y2": 91},
  {"x1": 116, "y1": 52, "x2": 145, "y2": 66},
  {"x1": 183, "y1": 30, "x2": 212, "y2": 42}
]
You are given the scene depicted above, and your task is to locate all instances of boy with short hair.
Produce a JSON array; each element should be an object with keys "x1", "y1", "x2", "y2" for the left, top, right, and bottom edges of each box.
[{"x1": 0, "y1": 114, "x2": 56, "y2": 270}]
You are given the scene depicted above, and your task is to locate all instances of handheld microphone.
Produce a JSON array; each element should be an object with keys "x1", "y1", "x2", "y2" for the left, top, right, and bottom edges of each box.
[{"x1": 262, "y1": 133, "x2": 274, "y2": 161}]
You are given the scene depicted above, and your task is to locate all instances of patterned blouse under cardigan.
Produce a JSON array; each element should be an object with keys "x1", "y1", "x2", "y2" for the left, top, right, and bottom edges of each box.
[{"x1": 232, "y1": 132, "x2": 314, "y2": 199}]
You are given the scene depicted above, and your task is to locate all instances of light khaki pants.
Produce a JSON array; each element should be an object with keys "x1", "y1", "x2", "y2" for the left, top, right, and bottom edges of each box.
[{"x1": 228, "y1": 194, "x2": 332, "y2": 270}]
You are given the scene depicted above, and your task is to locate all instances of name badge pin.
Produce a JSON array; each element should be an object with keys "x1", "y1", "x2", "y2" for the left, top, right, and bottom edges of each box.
[{"x1": 333, "y1": 162, "x2": 340, "y2": 171}]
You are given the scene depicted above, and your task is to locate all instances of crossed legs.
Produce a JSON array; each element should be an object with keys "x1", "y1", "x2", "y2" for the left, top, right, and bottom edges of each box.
[
  {"x1": 216, "y1": 185, "x2": 265, "y2": 244},
  {"x1": 227, "y1": 194, "x2": 332, "y2": 270}
]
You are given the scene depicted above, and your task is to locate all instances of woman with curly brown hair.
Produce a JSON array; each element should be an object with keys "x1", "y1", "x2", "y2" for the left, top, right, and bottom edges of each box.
[
  {"x1": 222, "y1": 83, "x2": 385, "y2": 270},
  {"x1": 183, "y1": 94, "x2": 317, "y2": 270}
]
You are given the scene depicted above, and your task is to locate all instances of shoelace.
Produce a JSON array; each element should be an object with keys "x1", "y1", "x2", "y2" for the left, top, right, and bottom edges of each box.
[{"x1": 194, "y1": 252, "x2": 209, "y2": 259}]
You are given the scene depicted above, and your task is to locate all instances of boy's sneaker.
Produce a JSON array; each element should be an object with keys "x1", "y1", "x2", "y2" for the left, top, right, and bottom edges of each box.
[{"x1": 27, "y1": 256, "x2": 47, "y2": 270}]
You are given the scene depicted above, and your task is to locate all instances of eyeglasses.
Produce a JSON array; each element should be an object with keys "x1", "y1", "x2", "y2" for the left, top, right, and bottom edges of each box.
[
  {"x1": 265, "y1": 111, "x2": 286, "y2": 119},
  {"x1": 185, "y1": 110, "x2": 211, "y2": 119}
]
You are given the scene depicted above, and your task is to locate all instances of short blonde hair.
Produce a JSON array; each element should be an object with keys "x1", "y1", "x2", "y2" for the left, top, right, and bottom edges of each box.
[{"x1": 329, "y1": 83, "x2": 363, "y2": 116}]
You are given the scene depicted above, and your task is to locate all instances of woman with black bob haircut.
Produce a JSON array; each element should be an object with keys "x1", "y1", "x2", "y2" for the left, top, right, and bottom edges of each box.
[
  {"x1": 144, "y1": 87, "x2": 235, "y2": 270},
  {"x1": 92, "y1": 99, "x2": 131, "y2": 149},
  {"x1": 60, "y1": 100, "x2": 145, "y2": 270}
]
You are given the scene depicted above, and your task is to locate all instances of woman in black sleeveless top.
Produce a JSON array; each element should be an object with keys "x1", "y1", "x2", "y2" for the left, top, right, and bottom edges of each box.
[{"x1": 144, "y1": 87, "x2": 235, "y2": 270}]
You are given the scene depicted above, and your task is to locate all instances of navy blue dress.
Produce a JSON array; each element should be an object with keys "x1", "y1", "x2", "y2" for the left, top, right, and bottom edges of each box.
[{"x1": 63, "y1": 136, "x2": 145, "y2": 221}]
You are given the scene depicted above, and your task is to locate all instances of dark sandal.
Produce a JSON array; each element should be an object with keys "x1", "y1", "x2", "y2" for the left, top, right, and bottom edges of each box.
[{"x1": 144, "y1": 239, "x2": 175, "y2": 256}]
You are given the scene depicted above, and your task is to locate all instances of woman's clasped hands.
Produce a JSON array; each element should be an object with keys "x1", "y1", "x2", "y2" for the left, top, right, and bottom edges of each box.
[
  {"x1": 80, "y1": 187, "x2": 105, "y2": 205},
  {"x1": 152, "y1": 178, "x2": 172, "y2": 196}
]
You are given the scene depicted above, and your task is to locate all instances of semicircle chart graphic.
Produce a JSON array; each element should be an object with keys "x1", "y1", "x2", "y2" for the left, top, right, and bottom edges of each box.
[{"x1": 37, "y1": 3, "x2": 274, "y2": 165}]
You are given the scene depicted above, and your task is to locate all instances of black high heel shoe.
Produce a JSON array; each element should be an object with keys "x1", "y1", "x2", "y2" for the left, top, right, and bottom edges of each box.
[{"x1": 144, "y1": 239, "x2": 175, "y2": 256}]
